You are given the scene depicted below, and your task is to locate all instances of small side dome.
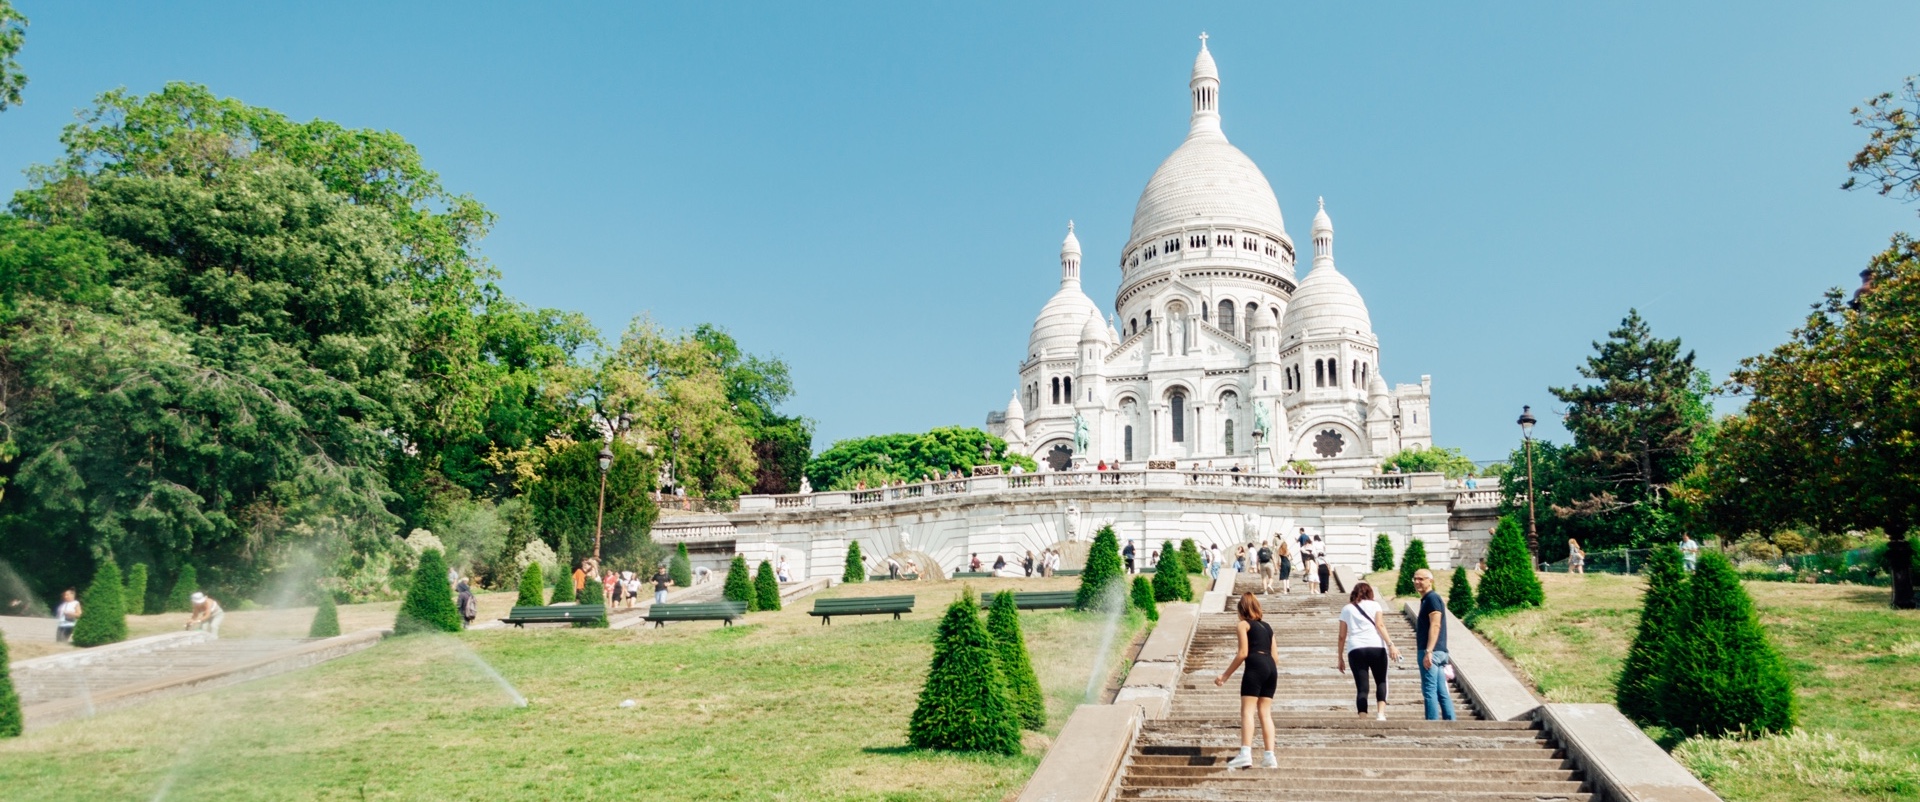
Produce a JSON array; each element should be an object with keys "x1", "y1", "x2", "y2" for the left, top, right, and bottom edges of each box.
[
  {"x1": 1312, "y1": 197, "x2": 1333, "y2": 238},
  {"x1": 1191, "y1": 33, "x2": 1218, "y2": 83},
  {"x1": 1283, "y1": 263, "x2": 1373, "y2": 341},
  {"x1": 1062, "y1": 220, "x2": 1082, "y2": 257},
  {"x1": 1080, "y1": 314, "x2": 1107, "y2": 343},
  {"x1": 1006, "y1": 392, "x2": 1027, "y2": 422}
]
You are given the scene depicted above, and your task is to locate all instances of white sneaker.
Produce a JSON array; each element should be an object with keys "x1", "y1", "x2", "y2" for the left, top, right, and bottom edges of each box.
[
  {"x1": 1225, "y1": 751, "x2": 1253, "y2": 770},
  {"x1": 1261, "y1": 751, "x2": 1278, "y2": 769},
  {"x1": 1376, "y1": 710, "x2": 1388, "y2": 721}
]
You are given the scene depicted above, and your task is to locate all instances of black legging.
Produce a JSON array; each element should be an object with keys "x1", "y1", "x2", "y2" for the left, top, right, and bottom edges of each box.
[{"x1": 1349, "y1": 647, "x2": 1389, "y2": 713}]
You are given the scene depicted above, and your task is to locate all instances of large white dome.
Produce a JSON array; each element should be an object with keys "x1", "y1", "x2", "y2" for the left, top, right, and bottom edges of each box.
[{"x1": 1129, "y1": 135, "x2": 1287, "y2": 245}]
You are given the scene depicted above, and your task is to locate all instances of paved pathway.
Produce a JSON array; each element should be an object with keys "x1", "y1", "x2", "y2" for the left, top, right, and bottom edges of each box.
[
  {"x1": 14, "y1": 637, "x2": 307, "y2": 709},
  {"x1": 1116, "y1": 578, "x2": 1590, "y2": 800}
]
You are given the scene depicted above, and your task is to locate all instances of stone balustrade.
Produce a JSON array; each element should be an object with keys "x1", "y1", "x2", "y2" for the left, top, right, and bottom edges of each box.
[{"x1": 736, "y1": 470, "x2": 1476, "y2": 513}]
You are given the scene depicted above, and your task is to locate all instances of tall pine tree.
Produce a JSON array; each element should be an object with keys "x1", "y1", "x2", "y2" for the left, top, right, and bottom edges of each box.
[
  {"x1": 1447, "y1": 568, "x2": 1475, "y2": 619},
  {"x1": 1394, "y1": 538, "x2": 1429, "y2": 597},
  {"x1": 986, "y1": 591, "x2": 1045, "y2": 730},
  {"x1": 548, "y1": 561, "x2": 575, "y2": 604},
  {"x1": 908, "y1": 589, "x2": 1021, "y2": 755},
  {"x1": 754, "y1": 560, "x2": 782, "y2": 611},
  {"x1": 1075, "y1": 526, "x2": 1125, "y2": 612},
  {"x1": 394, "y1": 549, "x2": 462, "y2": 635},
  {"x1": 70, "y1": 561, "x2": 127, "y2": 647},
  {"x1": 1130, "y1": 575, "x2": 1159, "y2": 621},
  {"x1": 1476, "y1": 516, "x2": 1545, "y2": 616},
  {"x1": 1657, "y1": 552, "x2": 1795, "y2": 737},
  {"x1": 1372, "y1": 534, "x2": 1396, "y2": 572},
  {"x1": 723, "y1": 555, "x2": 756, "y2": 611},
  {"x1": 842, "y1": 541, "x2": 865, "y2": 584},
  {"x1": 1616, "y1": 543, "x2": 1685, "y2": 725},
  {"x1": 516, "y1": 562, "x2": 546, "y2": 606}
]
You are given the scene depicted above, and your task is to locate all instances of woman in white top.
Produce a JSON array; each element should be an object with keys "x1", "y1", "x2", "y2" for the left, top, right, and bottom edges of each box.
[
  {"x1": 1335, "y1": 581, "x2": 1401, "y2": 720},
  {"x1": 54, "y1": 589, "x2": 81, "y2": 643}
]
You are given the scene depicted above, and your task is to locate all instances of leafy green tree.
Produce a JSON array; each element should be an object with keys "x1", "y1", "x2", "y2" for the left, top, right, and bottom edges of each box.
[
  {"x1": 0, "y1": 627, "x2": 20, "y2": 737},
  {"x1": 1616, "y1": 544, "x2": 1685, "y2": 725},
  {"x1": 308, "y1": 593, "x2": 340, "y2": 638},
  {"x1": 166, "y1": 565, "x2": 198, "y2": 613},
  {"x1": 394, "y1": 549, "x2": 461, "y2": 635},
  {"x1": 1130, "y1": 576, "x2": 1159, "y2": 621},
  {"x1": 1658, "y1": 552, "x2": 1795, "y2": 737},
  {"x1": 692, "y1": 324, "x2": 814, "y2": 494},
  {"x1": 1075, "y1": 526, "x2": 1125, "y2": 612},
  {"x1": 516, "y1": 562, "x2": 545, "y2": 607},
  {"x1": 70, "y1": 561, "x2": 127, "y2": 647},
  {"x1": 573, "y1": 577, "x2": 607, "y2": 628},
  {"x1": 754, "y1": 560, "x2": 782, "y2": 612},
  {"x1": 986, "y1": 591, "x2": 1045, "y2": 730},
  {"x1": 670, "y1": 543, "x2": 693, "y2": 588},
  {"x1": 842, "y1": 541, "x2": 865, "y2": 584},
  {"x1": 0, "y1": 0, "x2": 24, "y2": 112},
  {"x1": 1380, "y1": 446, "x2": 1478, "y2": 478},
  {"x1": 521, "y1": 438, "x2": 659, "y2": 569},
  {"x1": 122, "y1": 563, "x2": 148, "y2": 616},
  {"x1": 1476, "y1": 516, "x2": 1546, "y2": 616},
  {"x1": 806, "y1": 427, "x2": 1036, "y2": 491},
  {"x1": 723, "y1": 555, "x2": 756, "y2": 611},
  {"x1": 1371, "y1": 534, "x2": 1395, "y2": 572},
  {"x1": 1179, "y1": 539, "x2": 1205, "y2": 575},
  {"x1": 1447, "y1": 568, "x2": 1475, "y2": 619},
  {"x1": 1394, "y1": 539, "x2": 1429, "y2": 597},
  {"x1": 908, "y1": 589, "x2": 1021, "y2": 755}
]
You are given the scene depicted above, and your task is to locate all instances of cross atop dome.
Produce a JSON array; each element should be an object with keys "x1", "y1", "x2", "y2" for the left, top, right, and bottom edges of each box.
[
  {"x1": 1189, "y1": 33, "x2": 1220, "y2": 134},
  {"x1": 1199, "y1": 31, "x2": 1208, "y2": 47}
]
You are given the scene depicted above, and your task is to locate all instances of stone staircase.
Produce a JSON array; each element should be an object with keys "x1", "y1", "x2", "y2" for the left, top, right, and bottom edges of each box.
[{"x1": 1117, "y1": 579, "x2": 1591, "y2": 801}]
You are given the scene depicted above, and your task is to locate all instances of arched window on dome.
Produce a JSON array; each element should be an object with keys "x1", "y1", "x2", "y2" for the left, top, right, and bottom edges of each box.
[
  {"x1": 1170, "y1": 392, "x2": 1186, "y2": 443},
  {"x1": 1064, "y1": 377, "x2": 1073, "y2": 404},
  {"x1": 1130, "y1": 318, "x2": 1138, "y2": 336},
  {"x1": 1352, "y1": 360, "x2": 1359, "y2": 386},
  {"x1": 1314, "y1": 360, "x2": 1324, "y2": 388},
  {"x1": 1217, "y1": 300, "x2": 1235, "y2": 335},
  {"x1": 1246, "y1": 303, "x2": 1259, "y2": 339},
  {"x1": 1145, "y1": 310, "x2": 1153, "y2": 328},
  {"x1": 1216, "y1": 234, "x2": 1231, "y2": 247},
  {"x1": 1189, "y1": 235, "x2": 1204, "y2": 249},
  {"x1": 1223, "y1": 419, "x2": 1235, "y2": 454},
  {"x1": 1362, "y1": 362, "x2": 1370, "y2": 387},
  {"x1": 1329, "y1": 360, "x2": 1339, "y2": 387},
  {"x1": 1123, "y1": 425, "x2": 1134, "y2": 461},
  {"x1": 1051, "y1": 377, "x2": 1060, "y2": 406}
]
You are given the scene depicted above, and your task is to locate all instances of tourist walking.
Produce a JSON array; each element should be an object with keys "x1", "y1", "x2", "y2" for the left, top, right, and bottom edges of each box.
[
  {"x1": 1214, "y1": 593, "x2": 1280, "y2": 769},
  {"x1": 54, "y1": 589, "x2": 79, "y2": 643},
  {"x1": 1411, "y1": 569, "x2": 1455, "y2": 720},
  {"x1": 1315, "y1": 535, "x2": 1331, "y2": 593},
  {"x1": 1123, "y1": 542, "x2": 1136, "y2": 574},
  {"x1": 186, "y1": 592, "x2": 225, "y2": 638},
  {"x1": 1276, "y1": 541, "x2": 1293, "y2": 594},
  {"x1": 1336, "y1": 581, "x2": 1399, "y2": 719},
  {"x1": 1300, "y1": 541, "x2": 1318, "y2": 593},
  {"x1": 1210, "y1": 544, "x2": 1222, "y2": 578},
  {"x1": 1567, "y1": 539, "x2": 1585, "y2": 575},
  {"x1": 1681, "y1": 534, "x2": 1700, "y2": 572},
  {"x1": 886, "y1": 556, "x2": 901, "y2": 580},
  {"x1": 652, "y1": 566, "x2": 671, "y2": 604},
  {"x1": 1256, "y1": 541, "x2": 1275, "y2": 593},
  {"x1": 1023, "y1": 550, "x2": 1035, "y2": 577},
  {"x1": 456, "y1": 579, "x2": 478, "y2": 628}
]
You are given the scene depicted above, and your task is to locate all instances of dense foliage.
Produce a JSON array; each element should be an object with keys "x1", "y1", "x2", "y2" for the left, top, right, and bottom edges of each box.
[
  {"x1": 1447, "y1": 568, "x2": 1475, "y2": 619},
  {"x1": 308, "y1": 593, "x2": 340, "y2": 638},
  {"x1": 1393, "y1": 538, "x2": 1429, "y2": 598},
  {"x1": 1371, "y1": 534, "x2": 1395, "y2": 572},
  {"x1": 907, "y1": 590, "x2": 1021, "y2": 755},
  {"x1": 122, "y1": 563, "x2": 147, "y2": 616},
  {"x1": 165, "y1": 565, "x2": 198, "y2": 613},
  {"x1": 70, "y1": 561, "x2": 126, "y2": 647},
  {"x1": 572, "y1": 577, "x2": 607, "y2": 628},
  {"x1": 1616, "y1": 544, "x2": 1685, "y2": 725},
  {"x1": 0, "y1": 628, "x2": 18, "y2": 737},
  {"x1": 669, "y1": 543, "x2": 692, "y2": 588},
  {"x1": 1474, "y1": 516, "x2": 1545, "y2": 617},
  {"x1": 1657, "y1": 552, "x2": 1796, "y2": 737},
  {"x1": 393, "y1": 549, "x2": 461, "y2": 635},
  {"x1": 986, "y1": 591, "x2": 1045, "y2": 730},
  {"x1": 1152, "y1": 552, "x2": 1192, "y2": 603},
  {"x1": 1178, "y1": 539, "x2": 1204, "y2": 575},
  {"x1": 753, "y1": 560, "x2": 781, "y2": 612},
  {"x1": 806, "y1": 427, "x2": 1034, "y2": 491},
  {"x1": 548, "y1": 564, "x2": 575, "y2": 604},
  {"x1": 842, "y1": 541, "x2": 865, "y2": 584},
  {"x1": 723, "y1": 555, "x2": 755, "y2": 611},
  {"x1": 1075, "y1": 526, "x2": 1124, "y2": 612},
  {"x1": 1380, "y1": 446, "x2": 1478, "y2": 478},
  {"x1": 0, "y1": 0, "x2": 23, "y2": 113},
  {"x1": 1130, "y1": 575, "x2": 1158, "y2": 621},
  {"x1": 515, "y1": 563, "x2": 545, "y2": 607}
]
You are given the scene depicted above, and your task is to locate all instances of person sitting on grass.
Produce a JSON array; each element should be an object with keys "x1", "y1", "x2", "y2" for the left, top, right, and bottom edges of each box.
[{"x1": 186, "y1": 592, "x2": 224, "y2": 638}]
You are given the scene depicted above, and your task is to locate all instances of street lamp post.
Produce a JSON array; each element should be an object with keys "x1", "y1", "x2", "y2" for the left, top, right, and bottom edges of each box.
[
  {"x1": 594, "y1": 445, "x2": 613, "y2": 565},
  {"x1": 1517, "y1": 405, "x2": 1539, "y2": 566},
  {"x1": 1250, "y1": 429, "x2": 1264, "y2": 473}
]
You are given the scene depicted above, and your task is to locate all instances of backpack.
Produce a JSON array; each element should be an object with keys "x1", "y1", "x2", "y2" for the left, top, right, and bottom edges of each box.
[{"x1": 1258, "y1": 547, "x2": 1273, "y2": 563}]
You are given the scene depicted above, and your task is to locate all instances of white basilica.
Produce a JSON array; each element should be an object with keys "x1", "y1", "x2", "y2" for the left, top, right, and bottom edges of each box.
[{"x1": 988, "y1": 37, "x2": 1433, "y2": 474}]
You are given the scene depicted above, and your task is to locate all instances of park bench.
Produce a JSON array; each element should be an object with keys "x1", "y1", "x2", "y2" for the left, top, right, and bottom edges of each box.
[
  {"x1": 1054, "y1": 569, "x2": 1083, "y2": 577},
  {"x1": 808, "y1": 594, "x2": 915, "y2": 625},
  {"x1": 951, "y1": 571, "x2": 997, "y2": 579},
  {"x1": 500, "y1": 604, "x2": 606, "y2": 627},
  {"x1": 977, "y1": 590, "x2": 1079, "y2": 610},
  {"x1": 643, "y1": 600, "x2": 747, "y2": 628},
  {"x1": 867, "y1": 573, "x2": 919, "y2": 581}
]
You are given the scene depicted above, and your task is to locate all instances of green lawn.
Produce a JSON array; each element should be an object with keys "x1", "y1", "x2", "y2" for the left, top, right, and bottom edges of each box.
[
  {"x1": 1465, "y1": 572, "x2": 1920, "y2": 802},
  {"x1": 0, "y1": 577, "x2": 1150, "y2": 801}
]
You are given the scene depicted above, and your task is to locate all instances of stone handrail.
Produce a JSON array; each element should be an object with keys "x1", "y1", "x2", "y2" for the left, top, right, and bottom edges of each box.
[
  {"x1": 737, "y1": 470, "x2": 1470, "y2": 512},
  {"x1": 1455, "y1": 489, "x2": 1501, "y2": 508}
]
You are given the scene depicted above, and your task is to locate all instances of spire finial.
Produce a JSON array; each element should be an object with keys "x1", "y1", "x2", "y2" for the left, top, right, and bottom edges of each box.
[
  {"x1": 1068, "y1": 219, "x2": 1075, "y2": 234},
  {"x1": 1199, "y1": 31, "x2": 1208, "y2": 48},
  {"x1": 1318, "y1": 196, "x2": 1324, "y2": 210}
]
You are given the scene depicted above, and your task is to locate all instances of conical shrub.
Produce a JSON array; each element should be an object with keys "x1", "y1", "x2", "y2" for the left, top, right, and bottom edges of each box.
[
  {"x1": 987, "y1": 591, "x2": 1045, "y2": 730},
  {"x1": 1152, "y1": 553, "x2": 1191, "y2": 602},
  {"x1": 843, "y1": 541, "x2": 865, "y2": 584},
  {"x1": 1394, "y1": 538, "x2": 1430, "y2": 597},
  {"x1": 754, "y1": 560, "x2": 782, "y2": 611},
  {"x1": 0, "y1": 629, "x2": 20, "y2": 737},
  {"x1": 516, "y1": 562, "x2": 546, "y2": 606},
  {"x1": 724, "y1": 555, "x2": 757, "y2": 611},
  {"x1": 573, "y1": 577, "x2": 608, "y2": 628},
  {"x1": 166, "y1": 564, "x2": 199, "y2": 612},
  {"x1": 1075, "y1": 526, "x2": 1124, "y2": 612},
  {"x1": 1657, "y1": 551, "x2": 1795, "y2": 738},
  {"x1": 394, "y1": 548, "x2": 462, "y2": 635},
  {"x1": 907, "y1": 589, "x2": 1021, "y2": 755},
  {"x1": 1130, "y1": 575, "x2": 1159, "y2": 621},
  {"x1": 1477, "y1": 516, "x2": 1545, "y2": 614},
  {"x1": 1447, "y1": 568, "x2": 1475, "y2": 619},
  {"x1": 309, "y1": 593, "x2": 341, "y2": 638},
  {"x1": 1179, "y1": 539, "x2": 1205, "y2": 574},
  {"x1": 1617, "y1": 543, "x2": 1685, "y2": 725},
  {"x1": 670, "y1": 543, "x2": 693, "y2": 588},
  {"x1": 1372, "y1": 534, "x2": 1396, "y2": 572},
  {"x1": 123, "y1": 563, "x2": 149, "y2": 616},
  {"x1": 549, "y1": 562, "x2": 576, "y2": 604},
  {"x1": 71, "y1": 561, "x2": 128, "y2": 647}
]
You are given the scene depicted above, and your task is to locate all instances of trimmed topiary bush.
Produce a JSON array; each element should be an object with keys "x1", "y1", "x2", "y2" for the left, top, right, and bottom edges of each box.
[
  {"x1": 1617, "y1": 543, "x2": 1685, "y2": 726},
  {"x1": 0, "y1": 629, "x2": 20, "y2": 737},
  {"x1": 1075, "y1": 525, "x2": 1125, "y2": 612},
  {"x1": 1130, "y1": 575, "x2": 1159, "y2": 621},
  {"x1": 123, "y1": 563, "x2": 149, "y2": 616},
  {"x1": 1152, "y1": 552, "x2": 1192, "y2": 602},
  {"x1": 1372, "y1": 534, "x2": 1395, "y2": 572},
  {"x1": 908, "y1": 589, "x2": 1021, "y2": 755},
  {"x1": 1447, "y1": 567, "x2": 1475, "y2": 619},
  {"x1": 308, "y1": 593, "x2": 340, "y2": 638},
  {"x1": 754, "y1": 560, "x2": 782, "y2": 611},
  {"x1": 394, "y1": 549, "x2": 462, "y2": 635},
  {"x1": 1179, "y1": 539, "x2": 1205, "y2": 575},
  {"x1": 670, "y1": 543, "x2": 693, "y2": 588},
  {"x1": 843, "y1": 541, "x2": 865, "y2": 584},
  {"x1": 724, "y1": 555, "x2": 757, "y2": 611},
  {"x1": 986, "y1": 591, "x2": 1045, "y2": 730},
  {"x1": 516, "y1": 562, "x2": 546, "y2": 606},
  {"x1": 1394, "y1": 538, "x2": 1429, "y2": 598},
  {"x1": 1476, "y1": 516, "x2": 1545, "y2": 614},
  {"x1": 71, "y1": 561, "x2": 128, "y2": 648},
  {"x1": 166, "y1": 564, "x2": 199, "y2": 613},
  {"x1": 549, "y1": 563, "x2": 576, "y2": 604},
  {"x1": 1657, "y1": 551, "x2": 1795, "y2": 738},
  {"x1": 573, "y1": 577, "x2": 608, "y2": 628}
]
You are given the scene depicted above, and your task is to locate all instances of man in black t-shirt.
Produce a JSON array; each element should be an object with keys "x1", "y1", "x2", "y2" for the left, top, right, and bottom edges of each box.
[
  {"x1": 1412, "y1": 569, "x2": 1455, "y2": 720},
  {"x1": 1256, "y1": 542, "x2": 1276, "y2": 592}
]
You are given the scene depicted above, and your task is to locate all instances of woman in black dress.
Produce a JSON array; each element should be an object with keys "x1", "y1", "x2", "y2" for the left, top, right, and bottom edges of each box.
[{"x1": 1214, "y1": 592, "x2": 1280, "y2": 769}]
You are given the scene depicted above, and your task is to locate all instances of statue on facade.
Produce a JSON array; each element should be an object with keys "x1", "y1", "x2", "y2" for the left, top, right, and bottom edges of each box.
[
  {"x1": 899, "y1": 528, "x2": 912, "y2": 552},
  {"x1": 1065, "y1": 502, "x2": 1083, "y2": 541},
  {"x1": 799, "y1": 475, "x2": 813, "y2": 494},
  {"x1": 1254, "y1": 400, "x2": 1272, "y2": 438},
  {"x1": 1073, "y1": 413, "x2": 1089, "y2": 453},
  {"x1": 1241, "y1": 512, "x2": 1259, "y2": 543}
]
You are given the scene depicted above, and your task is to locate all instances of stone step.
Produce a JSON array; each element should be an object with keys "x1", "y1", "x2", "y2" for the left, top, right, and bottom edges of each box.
[
  {"x1": 1130, "y1": 753, "x2": 1572, "y2": 769},
  {"x1": 1119, "y1": 776, "x2": 1587, "y2": 794},
  {"x1": 1119, "y1": 788, "x2": 1594, "y2": 802},
  {"x1": 1125, "y1": 765, "x2": 1581, "y2": 783}
]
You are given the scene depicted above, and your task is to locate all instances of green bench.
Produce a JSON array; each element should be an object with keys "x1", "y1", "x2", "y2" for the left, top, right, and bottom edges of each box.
[
  {"x1": 1054, "y1": 569, "x2": 1083, "y2": 577},
  {"x1": 643, "y1": 600, "x2": 747, "y2": 628},
  {"x1": 500, "y1": 604, "x2": 607, "y2": 627},
  {"x1": 867, "y1": 573, "x2": 919, "y2": 581},
  {"x1": 951, "y1": 571, "x2": 997, "y2": 578},
  {"x1": 977, "y1": 590, "x2": 1079, "y2": 610},
  {"x1": 808, "y1": 594, "x2": 915, "y2": 625}
]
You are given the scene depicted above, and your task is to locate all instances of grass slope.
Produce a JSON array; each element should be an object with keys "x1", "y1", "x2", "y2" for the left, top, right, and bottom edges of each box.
[{"x1": 0, "y1": 577, "x2": 1144, "y2": 801}]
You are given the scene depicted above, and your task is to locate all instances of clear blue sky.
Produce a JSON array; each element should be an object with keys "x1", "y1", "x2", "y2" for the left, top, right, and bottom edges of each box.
[{"x1": 3, "y1": 2, "x2": 1916, "y2": 462}]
